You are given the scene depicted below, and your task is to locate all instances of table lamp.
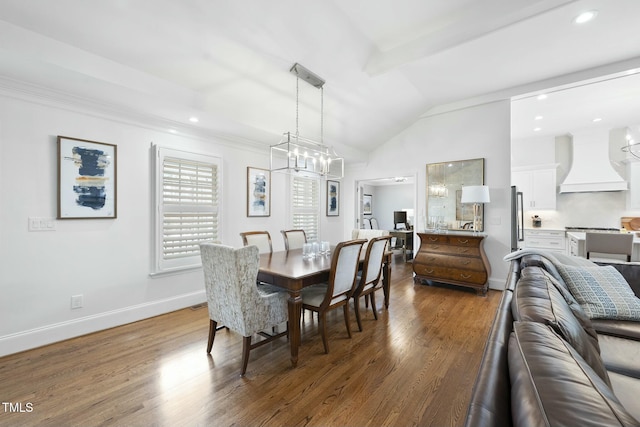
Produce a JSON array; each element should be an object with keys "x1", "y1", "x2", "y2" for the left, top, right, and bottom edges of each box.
[{"x1": 460, "y1": 185, "x2": 490, "y2": 232}]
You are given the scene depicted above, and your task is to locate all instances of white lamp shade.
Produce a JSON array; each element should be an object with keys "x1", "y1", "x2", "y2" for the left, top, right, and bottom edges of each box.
[{"x1": 460, "y1": 185, "x2": 490, "y2": 203}]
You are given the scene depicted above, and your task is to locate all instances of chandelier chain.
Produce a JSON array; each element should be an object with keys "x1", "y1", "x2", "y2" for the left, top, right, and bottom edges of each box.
[{"x1": 295, "y1": 76, "x2": 299, "y2": 138}]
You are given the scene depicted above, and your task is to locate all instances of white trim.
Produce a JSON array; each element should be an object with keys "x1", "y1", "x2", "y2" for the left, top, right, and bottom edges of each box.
[{"x1": 0, "y1": 291, "x2": 206, "y2": 357}]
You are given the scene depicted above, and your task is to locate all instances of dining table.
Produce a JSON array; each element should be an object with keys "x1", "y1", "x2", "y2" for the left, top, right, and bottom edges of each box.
[{"x1": 257, "y1": 247, "x2": 392, "y2": 367}]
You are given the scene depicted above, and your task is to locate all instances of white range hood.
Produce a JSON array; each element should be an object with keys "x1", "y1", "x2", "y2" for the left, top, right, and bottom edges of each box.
[{"x1": 559, "y1": 129, "x2": 628, "y2": 193}]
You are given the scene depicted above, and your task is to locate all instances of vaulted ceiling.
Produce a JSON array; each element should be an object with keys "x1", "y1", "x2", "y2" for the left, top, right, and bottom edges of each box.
[{"x1": 0, "y1": 0, "x2": 639, "y2": 160}]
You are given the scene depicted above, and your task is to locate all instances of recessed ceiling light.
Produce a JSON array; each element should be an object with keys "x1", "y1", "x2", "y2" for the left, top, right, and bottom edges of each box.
[
  {"x1": 592, "y1": 118, "x2": 602, "y2": 123},
  {"x1": 169, "y1": 129, "x2": 177, "y2": 133},
  {"x1": 189, "y1": 117, "x2": 199, "y2": 123},
  {"x1": 534, "y1": 127, "x2": 542, "y2": 132},
  {"x1": 535, "y1": 115, "x2": 543, "y2": 120},
  {"x1": 537, "y1": 94, "x2": 547, "y2": 100},
  {"x1": 574, "y1": 10, "x2": 598, "y2": 24}
]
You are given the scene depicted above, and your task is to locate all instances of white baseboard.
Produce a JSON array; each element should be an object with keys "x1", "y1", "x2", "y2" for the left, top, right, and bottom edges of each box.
[{"x1": 0, "y1": 291, "x2": 206, "y2": 357}]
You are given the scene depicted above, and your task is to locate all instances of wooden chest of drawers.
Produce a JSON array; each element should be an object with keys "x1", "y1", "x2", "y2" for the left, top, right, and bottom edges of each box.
[{"x1": 413, "y1": 232, "x2": 491, "y2": 295}]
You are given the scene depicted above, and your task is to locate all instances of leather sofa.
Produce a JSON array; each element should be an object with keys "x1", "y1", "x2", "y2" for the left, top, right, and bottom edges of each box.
[{"x1": 465, "y1": 252, "x2": 640, "y2": 427}]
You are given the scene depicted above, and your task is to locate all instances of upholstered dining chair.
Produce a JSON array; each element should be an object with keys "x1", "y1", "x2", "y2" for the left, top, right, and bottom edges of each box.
[
  {"x1": 586, "y1": 232, "x2": 634, "y2": 262},
  {"x1": 281, "y1": 229, "x2": 307, "y2": 251},
  {"x1": 240, "y1": 230, "x2": 273, "y2": 254},
  {"x1": 352, "y1": 235, "x2": 390, "y2": 332},
  {"x1": 369, "y1": 217, "x2": 379, "y2": 229},
  {"x1": 301, "y1": 239, "x2": 366, "y2": 354},
  {"x1": 199, "y1": 243, "x2": 288, "y2": 376}
]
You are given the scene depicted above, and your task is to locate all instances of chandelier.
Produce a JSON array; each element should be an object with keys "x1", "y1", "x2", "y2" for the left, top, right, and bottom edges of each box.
[
  {"x1": 270, "y1": 63, "x2": 344, "y2": 179},
  {"x1": 622, "y1": 133, "x2": 640, "y2": 160}
]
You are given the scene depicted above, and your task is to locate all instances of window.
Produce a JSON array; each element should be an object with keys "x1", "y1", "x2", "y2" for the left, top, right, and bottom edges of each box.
[
  {"x1": 152, "y1": 146, "x2": 221, "y2": 275},
  {"x1": 291, "y1": 175, "x2": 319, "y2": 242}
]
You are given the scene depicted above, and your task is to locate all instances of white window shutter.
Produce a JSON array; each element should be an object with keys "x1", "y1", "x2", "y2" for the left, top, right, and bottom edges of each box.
[
  {"x1": 152, "y1": 146, "x2": 221, "y2": 275},
  {"x1": 291, "y1": 176, "x2": 319, "y2": 242}
]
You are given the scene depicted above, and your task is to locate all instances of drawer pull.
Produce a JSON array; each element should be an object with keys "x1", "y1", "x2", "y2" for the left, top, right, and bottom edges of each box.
[
  {"x1": 461, "y1": 260, "x2": 471, "y2": 265},
  {"x1": 458, "y1": 248, "x2": 469, "y2": 253},
  {"x1": 460, "y1": 273, "x2": 472, "y2": 279},
  {"x1": 425, "y1": 268, "x2": 434, "y2": 274},
  {"x1": 457, "y1": 239, "x2": 469, "y2": 244},
  {"x1": 429, "y1": 237, "x2": 439, "y2": 242}
]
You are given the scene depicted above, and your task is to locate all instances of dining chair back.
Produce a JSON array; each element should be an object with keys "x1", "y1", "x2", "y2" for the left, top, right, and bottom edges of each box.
[
  {"x1": 369, "y1": 217, "x2": 379, "y2": 229},
  {"x1": 281, "y1": 229, "x2": 307, "y2": 251},
  {"x1": 586, "y1": 232, "x2": 634, "y2": 262},
  {"x1": 301, "y1": 239, "x2": 366, "y2": 353},
  {"x1": 352, "y1": 236, "x2": 390, "y2": 331},
  {"x1": 240, "y1": 230, "x2": 273, "y2": 254},
  {"x1": 200, "y1": 243, "x2": 288, "y2": 376}
]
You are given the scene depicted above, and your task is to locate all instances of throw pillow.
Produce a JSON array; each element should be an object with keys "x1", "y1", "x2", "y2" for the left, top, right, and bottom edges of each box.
[{"x1": 557, "y1": 264, "x2": 640, "y2": 321}]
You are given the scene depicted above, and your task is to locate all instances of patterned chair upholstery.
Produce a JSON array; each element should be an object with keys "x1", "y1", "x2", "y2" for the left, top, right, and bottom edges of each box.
[{"x1": 200, "y1": 243, "x2": 288, "y2": 376}]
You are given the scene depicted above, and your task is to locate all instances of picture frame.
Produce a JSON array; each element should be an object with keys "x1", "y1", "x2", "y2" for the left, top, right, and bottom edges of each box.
[
  {"x1": 57, "y1": 136, "x2": 117, "y2": 219},
  {"x1": 247, "y1": 167, "x2": 271, "y2": 217},
  {"x1": 363, "y1": 194, "x2": 373, "y2": 215},
  {"x1": 326, "y1": 180, "x2": 340, "y2": 216}
]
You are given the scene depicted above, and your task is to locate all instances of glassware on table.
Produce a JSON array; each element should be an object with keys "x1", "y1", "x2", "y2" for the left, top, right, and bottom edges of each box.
[
  {"x1": 302, "y1": 243, "x2": 313, "y2": 259},
  {"x1": 312, "y1": 242, "x2": 320, "y2": 257},
  {"x1": 320, "y1": 241, "x2": 330, "y2": 255}
]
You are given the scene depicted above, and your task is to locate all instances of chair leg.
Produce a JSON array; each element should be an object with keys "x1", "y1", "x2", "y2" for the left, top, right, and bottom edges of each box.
[
  {"x1": 241, "y1": 336, "x2": 252, "y2": 376},
  {"x1": 354, "y1": 296, "x2": 364, "y2": 332},
  {"x1": 370, "y1": 291, "x2": 378, "y2": 320},
  {"x1": 320, "y1": 312, "x2": 329, "y2": 354},
  {"x1": 207, "y1": 319, "x2": 217, "y2": 353},
  {"x1": 343, "y1": 303, "x2": 352, "y2": 339}
]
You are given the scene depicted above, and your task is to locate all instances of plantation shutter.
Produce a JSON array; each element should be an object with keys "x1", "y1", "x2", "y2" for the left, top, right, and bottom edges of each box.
[
  {"x1": 152, "y1": 146, "x2": 221, "y2": 274},
  {"x1": 291, "y1": 176, "x2": 319, "y2": 242}
]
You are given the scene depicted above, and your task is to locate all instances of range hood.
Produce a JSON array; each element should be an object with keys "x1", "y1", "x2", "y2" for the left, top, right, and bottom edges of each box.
[{"x1": 559, "y1": 129, "x2": 628, "y2": 193}]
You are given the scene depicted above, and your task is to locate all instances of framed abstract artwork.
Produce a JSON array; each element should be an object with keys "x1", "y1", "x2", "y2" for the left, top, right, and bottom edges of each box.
[
  {"x1": 326, "y1": 180, "x2": 340, "y2": 216},
  {"x1": 363, "y1": 194, "x2": 373, "y2": 215},
  {"x1": 57, "y1": 136, "x2": 117, "y2": 219},
  {"x1": 247, "y1": 167, "x2": 270, "y2": 217}
]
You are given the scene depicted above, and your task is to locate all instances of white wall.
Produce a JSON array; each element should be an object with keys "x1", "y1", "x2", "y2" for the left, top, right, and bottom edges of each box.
[
  {"x1": 345, "y1": 100, "x2": 513, "y2": 290},
  {"x1": 0, "y1": 91, "x2": 348, "y2": 356},
  {"x1": 0, "y1": 89, "x2": 512, "y2": 356}
]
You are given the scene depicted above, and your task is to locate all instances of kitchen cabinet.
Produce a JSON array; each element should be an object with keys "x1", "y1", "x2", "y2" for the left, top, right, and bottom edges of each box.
[
  {"x1": 523, "y1": 229, "x2": 566, "y2": 254},
  {"x1": 512, "y1": 166, "x2": 557, "y2": 210}
]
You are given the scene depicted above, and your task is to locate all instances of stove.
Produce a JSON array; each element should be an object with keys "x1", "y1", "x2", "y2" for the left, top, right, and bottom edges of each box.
[{"x1": 565, "y1": 227, "x2": 620, "y2": 233}]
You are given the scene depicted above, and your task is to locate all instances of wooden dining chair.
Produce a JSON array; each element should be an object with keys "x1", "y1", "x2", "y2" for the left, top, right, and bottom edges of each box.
[
  {"x1": 352, "y1": 236, "x2": 390, "y2": 332},
  {"x1": 281, "y1": 229, "x2": 307, "y2": 251},
  {"x1": 300, "y1": 239, "x2": 366, "y2": 354},
  {"x1": 240, "y1": 231, "x2": 273, "y2": 254},
  {"x1": 200, "y1": 243, "x2": 288, "y2": 376}
]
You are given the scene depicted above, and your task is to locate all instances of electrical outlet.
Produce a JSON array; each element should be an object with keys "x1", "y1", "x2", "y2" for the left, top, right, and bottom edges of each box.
[{"x1": 71, "y1": 295, "x2": 83, "y2": 309}]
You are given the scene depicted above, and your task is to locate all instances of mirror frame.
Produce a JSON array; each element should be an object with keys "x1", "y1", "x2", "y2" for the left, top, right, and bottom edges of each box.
[{"x1": 426, "y1": 158, "x2": 485, "y2": 232}]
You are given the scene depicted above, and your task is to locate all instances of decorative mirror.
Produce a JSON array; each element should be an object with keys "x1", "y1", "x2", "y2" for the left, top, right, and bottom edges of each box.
[{"x1": 426, "y1": 158, "x2": 485, "y2": 231}]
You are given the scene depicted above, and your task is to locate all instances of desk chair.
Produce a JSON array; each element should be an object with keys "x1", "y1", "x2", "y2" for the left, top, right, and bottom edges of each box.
[
  {"x1": 240, "y1": 231, "x2": 273, "y2": 254},
  {"x1": 281, "y1": 229, "x2": 307, "y2": 251},
  {"x1": 369, "y1": 217, "x2": 379, "y2": 229},
  {"x1": 586, "y1": 232, "x2": 633, "y2": 262},
  {"x1": 200, "y1": 243, "x2": 288, "y2": 376},
  {"x1": 300, "y1": 239, "x2": 366, "y2": 353}
]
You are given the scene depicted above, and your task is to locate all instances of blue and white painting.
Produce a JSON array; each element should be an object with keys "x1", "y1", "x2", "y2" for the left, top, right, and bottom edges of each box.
[
  {"x1": 327, "y1": 180, "x2": 339, "y2": 216},
  {"x1": 247, "y1": 167, "x2": 270, "y2": 217},
  {"x1": 58, "y1": 136, "x2": 117, "y2": 218}
]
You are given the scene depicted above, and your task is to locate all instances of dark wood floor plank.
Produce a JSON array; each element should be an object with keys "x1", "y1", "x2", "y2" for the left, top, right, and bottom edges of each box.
[{"x1": 0, "y1": 257, "x2": 500, "y2": 427}]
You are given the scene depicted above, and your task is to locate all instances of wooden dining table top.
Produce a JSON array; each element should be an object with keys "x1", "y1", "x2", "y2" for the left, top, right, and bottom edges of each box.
[{"x1": 258, "y1": 248, "x2": 333, "y2": 290}]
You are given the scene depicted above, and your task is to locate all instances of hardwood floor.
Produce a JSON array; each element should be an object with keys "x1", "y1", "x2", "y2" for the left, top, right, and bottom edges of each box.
[{"x1": 0, "y1": 257, "x2": 501, "y2": 427}]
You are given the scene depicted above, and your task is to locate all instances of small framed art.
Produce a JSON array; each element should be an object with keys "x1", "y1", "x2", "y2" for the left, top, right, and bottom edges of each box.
[
  {"x1": 57, "y1": 136, "x2": 117, "y2": 219},
  {"x1": 247, "y1": 167, "x2": 270, "y2": 217},
  {"x1": 326, "y1": 180, "x2": 340, "y2": 216},
  {"x1": 363, "y1": 194, "x2": 373, "y2": 215}
]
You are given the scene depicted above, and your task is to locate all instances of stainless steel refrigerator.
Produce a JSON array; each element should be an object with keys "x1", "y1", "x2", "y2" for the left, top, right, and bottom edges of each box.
[{"x1": 510, "y1": 185, "x2": 524, "y2": 252}]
